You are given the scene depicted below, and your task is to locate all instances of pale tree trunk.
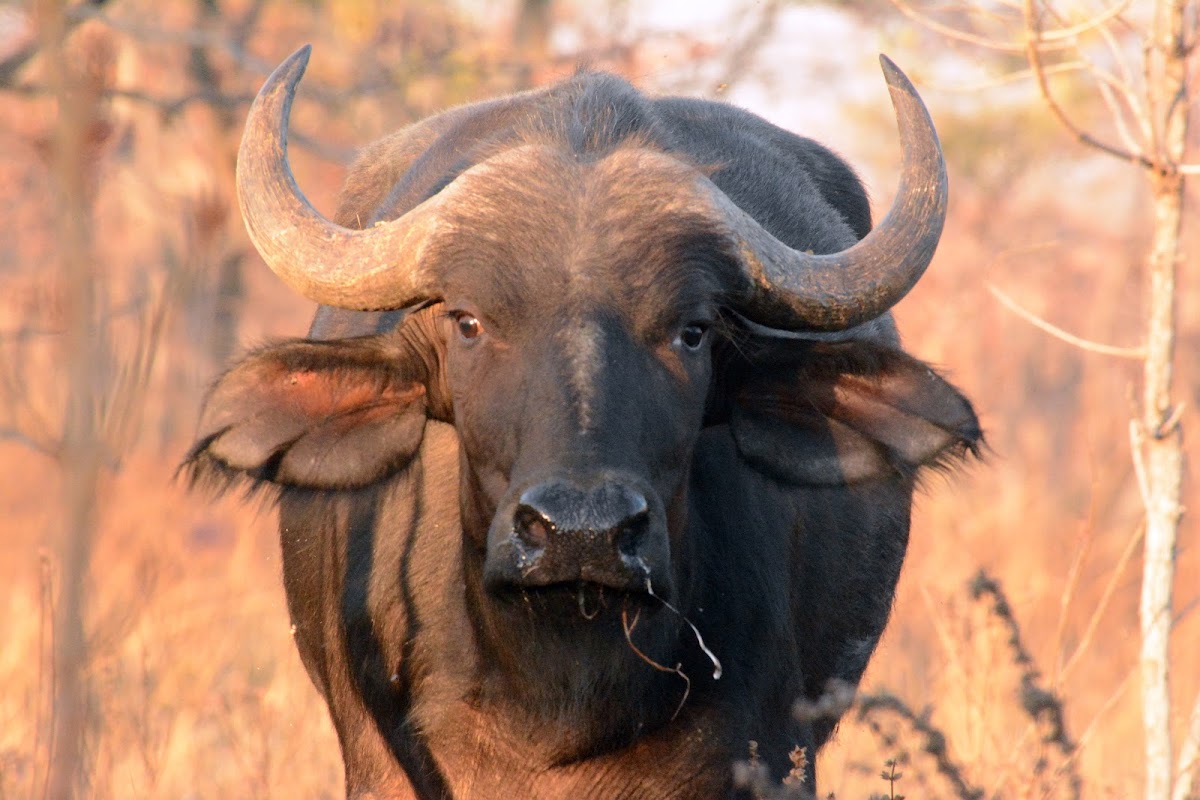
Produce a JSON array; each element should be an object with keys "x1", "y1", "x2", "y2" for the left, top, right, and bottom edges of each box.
[
  {"x1": 39, "y1": 0, "x2": 105, "y2": 796},
  {"x1": 1139, "y1": 169, "x2": 1185, "y2": 800},
  {"x1": 1136, "y1": 1, "x2": 1190, "y2": 799},
  {"x1": 1176, "y1": 697, "x2": 1200, "y2": 800}
]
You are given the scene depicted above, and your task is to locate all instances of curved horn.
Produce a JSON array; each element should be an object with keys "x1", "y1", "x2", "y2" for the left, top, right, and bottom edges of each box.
[
  {"x1": 720, "y1": 55, "x2": 947, "y2": 331},
  {"x1": 236, "y1": 45, "x2": 442, "y2": 310}
]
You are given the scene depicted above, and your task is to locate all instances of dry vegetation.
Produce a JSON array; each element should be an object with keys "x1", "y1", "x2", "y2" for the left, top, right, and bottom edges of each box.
[{"x1": 0, "y1": 1, "x2": 1196, "y2": 798}]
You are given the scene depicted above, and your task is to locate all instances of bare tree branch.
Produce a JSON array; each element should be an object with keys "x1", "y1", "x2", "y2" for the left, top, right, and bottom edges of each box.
[
  {"x1": 889, "y1": 0, "x2": 1062, "y2": 53},
  {"x1": 1057, "y1": 522, "x2": 1145, "y2": 683},
  {"x1": 1022, "y1": 0, "x2": 1157, "y2": 168},
  {"x1": 6, "y1": 81, "x2": 355, "y2": 162},
  {"x1": 1175, "y1": 688, "x2": 1200, "y2": 800},
  {"x1": 986, "y1": 282, "x2": 1147, "y2": 358},
  {"x1": 890, "y1": 0, "x2": 1134, "y2": 50},
  {"x1": 0, "y1": 427, "x2": 59, "y2": 460},
  {"x1": 1094, "y1": 13, "x2": 1153, "y2": 142},
  {"x1": 4, "y1": 79, "x2": 255, "y2": 114},
  {"x1": 62, "y1": 3, "x2": 275, "y2": 76},
  {"x1": 1096, "y1": 74, "x2": 1151, "y2": 157},
  {"x1": 1075, "y1": 660, "x2": 1138, "y2": 752},
  {"x1": 1036, "y1": 0, "x2": 1135, "y2": 41}
]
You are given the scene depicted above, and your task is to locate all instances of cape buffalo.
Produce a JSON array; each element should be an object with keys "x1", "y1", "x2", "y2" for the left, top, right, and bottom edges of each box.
[{"x1": 186, "y1": 45, "x2": 980, "y2": 798}]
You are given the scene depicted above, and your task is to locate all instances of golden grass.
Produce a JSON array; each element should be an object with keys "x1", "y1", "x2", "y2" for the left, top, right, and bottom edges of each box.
[{"x1": 0, "y1": 450, "x2": 345, "y2": 798}]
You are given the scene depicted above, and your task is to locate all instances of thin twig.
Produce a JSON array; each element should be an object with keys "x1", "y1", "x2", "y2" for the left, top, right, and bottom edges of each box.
[
  {"x1": 1096, "y1": 75, "x2": 1151, "y2": 157},
  {"x1": 932, "y1": 60, "x2": 1090, "y2": 93},
  {"x1": 919, "y1": 585, "x2": 970, "y2": 708},
  {"x1": 1076, "y1": 664, "x2": 1138, "y2": 752},
  {"x1": 1037, "y1": 0, "x2": 1134, "y2": 41},
  {"x1": 1058, "y1": 521, "x2": 1145, "y2": 683},
  {"x1": 1, "y1": 75, "x2": 253, "y2": 113},
  {"x1": 1129, "y1": 419, "x2": 1153, "y2": 509},
  {"x1": 1051, "y1": 518, "x2": 1095, "y2": 683},
  {"x1": 0, "y1": 428, "x2": 60, "y2": 460},
  {"x1": 1174, "y1": 687, "x2": 1200, "y2": 800},
  {"x1": 888, "y1": 0, "x2": 1067, "y2": 53},
  {"x1": 60, "y1": 5, "x2": 393, "y2": 104},
  {"x1": 33, "y1": 551, "x2": 54, "y2": 800},
  {"x1": 1021, "y1": 0, "x2": 1156, "y2": 168},
  {"x1": 1095, "y1": 15, "x2": 1153, "y2": 143},
  {"x1": 0, "y1": 326, "x2": 67, "y2": 341},
  {"x1": 62, "y1": 4, "x2": 275, "y2": 76},
  {"x1": 621, "y1": 606, "x2": 691, "y2": 720},
  {"x1": 6, "y1": 81, "x2": 356, "y2": 162},
  {"x1": 987, "y1": 282, "x2": 1147, "y2": 358}
]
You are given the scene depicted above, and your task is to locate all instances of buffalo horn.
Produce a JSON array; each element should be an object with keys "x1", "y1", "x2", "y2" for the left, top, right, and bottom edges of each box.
[
  {"x1": 716, "y1": 56, "x2": 947, "y2": 331},
  {"x1": 236, "y1": 45, "x2": 443, "y2": 311}
]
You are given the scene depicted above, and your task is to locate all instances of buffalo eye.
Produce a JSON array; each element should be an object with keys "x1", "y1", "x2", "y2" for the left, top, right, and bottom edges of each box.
[
  {"x1": 453, "y1": 312, "x2": 483, "y2": 341},
  {"x1": 676, "y1": 323, "x2": 708, "y2": 351}
]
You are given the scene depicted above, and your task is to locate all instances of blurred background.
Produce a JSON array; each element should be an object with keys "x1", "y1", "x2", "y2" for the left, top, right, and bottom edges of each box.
[{"x1": 0, "y1": 0, "x2": 1196, "y2": 797}]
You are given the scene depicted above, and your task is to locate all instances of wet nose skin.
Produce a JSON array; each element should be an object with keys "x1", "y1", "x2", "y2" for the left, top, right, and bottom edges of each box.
[
  {"x1": 514, "y1": 481, "x2": 649, "y2": 550},
  {"x1": 484, "y1": 479, "x2": 665, "y2": 594}
]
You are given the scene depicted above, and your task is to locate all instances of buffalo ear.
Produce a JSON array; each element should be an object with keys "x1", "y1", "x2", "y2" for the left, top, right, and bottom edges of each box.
[
  {"x1": 183, "y1": 336, "x2": 432, "y2": 490},
  {"x1": 727, "y1": 341, "x2": 980, "y2": 485}
]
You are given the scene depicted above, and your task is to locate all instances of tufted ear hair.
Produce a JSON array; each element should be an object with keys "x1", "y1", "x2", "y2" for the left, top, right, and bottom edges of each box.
[
  {"x1": 183, "y1": 328, "x2": 444, "y2": 492},
  {"x1": 720, "y1": 338, "x2": 981, "y2": 486}
]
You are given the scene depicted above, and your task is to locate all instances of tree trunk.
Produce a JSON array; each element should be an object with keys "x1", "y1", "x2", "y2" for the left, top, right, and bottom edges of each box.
[
  {"x1": 1140, "y1": 168, "x2": 1185, "y2": 800},
  {"x1": 1138, "y1": 2, "x2": 1190, "y2": 798},
  {"x1": 39, "y1": 1, "x2": 105, "y2": 795}
]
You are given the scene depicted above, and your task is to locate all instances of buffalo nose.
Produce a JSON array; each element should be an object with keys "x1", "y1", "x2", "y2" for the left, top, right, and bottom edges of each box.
[{"x1": 514, "y1": 481, "x2": 649, "y2": 555}]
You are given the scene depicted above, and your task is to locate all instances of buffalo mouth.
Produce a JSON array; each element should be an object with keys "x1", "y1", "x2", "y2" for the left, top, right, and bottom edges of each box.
[
  {"x1": 482, "y1": 528, "x2": 663, "y2": 597},
  {"x1": 501, "y1": 580, "x2": 658, "y2": 622}
]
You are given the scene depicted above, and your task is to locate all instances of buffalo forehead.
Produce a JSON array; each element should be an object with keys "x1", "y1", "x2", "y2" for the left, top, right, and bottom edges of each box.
[{"x1": 430, "y1": 145, "x2": 733, "y2": 332}]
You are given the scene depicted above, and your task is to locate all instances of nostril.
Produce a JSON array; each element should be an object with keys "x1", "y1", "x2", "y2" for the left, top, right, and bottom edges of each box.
[
  {"x1": 514, "y1": 504, "x2": 554, "y2": 546},
  {"x1": 615, "y1": 509, "x2": 650, "y2": 559}
]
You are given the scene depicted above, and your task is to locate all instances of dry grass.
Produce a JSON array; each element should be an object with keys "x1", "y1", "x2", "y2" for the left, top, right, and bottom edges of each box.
[
  {"x1": 0, "y1": 450, "x2": 344, "y2": 798},
  {"x1": 1, "y1": 2, "x2": 1197, "y2": 798}
]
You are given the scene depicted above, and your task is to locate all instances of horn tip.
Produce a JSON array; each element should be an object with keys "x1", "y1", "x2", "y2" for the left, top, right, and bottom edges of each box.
[
  {"x1": 281, "y1": 44, "x2": 313, "y2": 83},
  {"x1": 260, "y1": 46, "x2": 313, "y2": 99},
  {"x1": 877, "y1": 54, "x2": 916, "y2": 96}
]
